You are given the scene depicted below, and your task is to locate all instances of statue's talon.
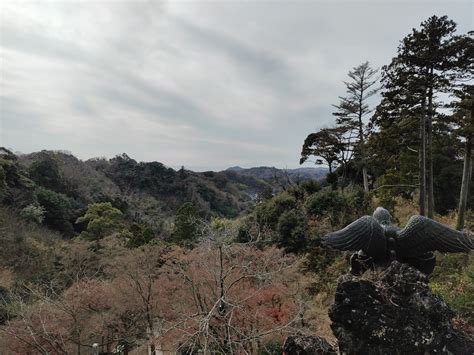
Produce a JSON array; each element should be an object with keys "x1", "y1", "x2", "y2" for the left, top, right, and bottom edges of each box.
[
  {"x1": 389, "y1": 250, "x2": 397, "y2": 261},
  {"x1": 350, "y1": 253, "x2": 374, "y2": 276}
]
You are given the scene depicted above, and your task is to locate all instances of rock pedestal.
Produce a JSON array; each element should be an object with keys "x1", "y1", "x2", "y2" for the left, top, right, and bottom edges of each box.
[{"x1": 328, "y1": 261, "x2": 474, "y2": 354}]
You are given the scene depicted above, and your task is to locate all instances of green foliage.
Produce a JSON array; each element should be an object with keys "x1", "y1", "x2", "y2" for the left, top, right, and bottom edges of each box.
[
  {"x1": 0, "y1": 148, "x2": 34, "y2": 205},
  {"x1": 76, "y1": 202, "x2": 123, "y2": 241},
  {"x1": 305, "y1": 190, "x2": 346, "y2": 218},
  {"x1": 235, "y1": 225, "x2": 252, "y2": 243},
  {"x1": 300, "y1": 128, "x2": 344, "y2": 174},
  {"x1": 345, "y1": 187, "x2": 373, "y2": 215},
  {"x1": 299, "y1": 179, "x2": 321, "y2": 195},
  {"x1": 301, "y1": 62, "x2": 378, "y2": 191},
  {"x1": 258, "y1": 341, "x2": 283, "y2": 354},
  {"x1": 325, "y1": 172, "x2": 338, "y2": 190},
  {"x1": 28, "y1": 151, "x2": 63, "y2": 191},
  {"x1": 430, "y1": 253, "x2": 474, "y2": 323},
  {"x1": 372, "y1": 170, "x2": 409, "y2": 211},
  {"x1": 94, "y1": 193, "x2": 129, "y2": 213},
  {"x1": 90, "y1": 153, "x2": 266, "y2": 219},
  {"x1": 276, "y1": 210, "x2": 307, "y2": 253},
  {"x1": 255, "y1": 192, "x2": 297, "y2": 229},
  {"x1": 19, "y1": 204, "x2": 45, "y2": 224},
  {"x1": 121, "y1": 222, "x2": 155, "y2": 248},
  {"x1": 371, "y1": 129, "x2": 464, "y2": 214},
  {"x1": 252, "y1": 187, "x2": 372, "y2": 253},
  {"x1": 368, "y1": 15, "x2": 469, "y2": 214},
  {"x1": 0, "y1": 154, "x2": 18, "y2": 201},
  {"x1": 286, "y1": 185, "x2": 304, "y2": 200},
  {"x1": 171, "y1": 202, "x2": 200, "y2": 246},
  {"x1": 0, "y1": 206, "x2": 60, "y2": 284},
  {"x1": 303, "y1": 248, "x2": 347, "y2": 297},
  {"x1": 304, "y1": 246, "x2": 338, "y2": 273},
  {"x1": 432, "y1": 137, "x2": 464, "y2": 213},
  {"x1": 36, "y1": 187, "x2": 76, "y2": 235},
  {"x1": 259, "y1": 185, "x2": 273, "y2": 201}
]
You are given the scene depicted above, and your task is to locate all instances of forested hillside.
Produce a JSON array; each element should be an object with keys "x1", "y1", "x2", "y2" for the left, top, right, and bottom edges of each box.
[
  {"x1": 0, "y1": 14, "x2": 472, "y2": 355},
  {"x1": 1, "y1": 149, "x2": 273, "y2": 238}
]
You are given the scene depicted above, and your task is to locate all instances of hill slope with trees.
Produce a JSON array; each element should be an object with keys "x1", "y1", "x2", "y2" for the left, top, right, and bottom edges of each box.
[{"x1": 0, "y1": 14, "x2": 472, "y2": 354}]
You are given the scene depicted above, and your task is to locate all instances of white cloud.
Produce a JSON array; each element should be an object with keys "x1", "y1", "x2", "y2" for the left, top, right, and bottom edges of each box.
[{"x1": 1, "y1": 0, "x2": 472, "y2": 170}]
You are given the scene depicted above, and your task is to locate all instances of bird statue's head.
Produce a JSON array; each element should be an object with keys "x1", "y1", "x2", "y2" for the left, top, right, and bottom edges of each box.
[{"x1": 372, "y1": 207, "x2": 392, "y2": 226}]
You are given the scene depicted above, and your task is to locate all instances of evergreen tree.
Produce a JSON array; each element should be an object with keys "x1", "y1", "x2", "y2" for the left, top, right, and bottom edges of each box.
[
  {"x1": 300, "y1": 127, "x2": 344, "y2": 175},
  {"x1": 172, "y1": 202, "x2": 200, "y2": 246},
  {"x1": 452, "y1": 85, "x2": 473, "y2": 229},
  {"x1": 76, "y1": 202, "x2": 123, "y2": 242},
  {"x1": 372, "y1": 15, "x2": 460, "y2": 216},
  {"x1": 333, "y1": 62, "x2": 379, "y2": 191},
  {"x1": 28, "y1": 151, "x2": 63, "y2": 191},
  {"x1": 449, "y1": 33, "x2": 473, "y2": 229},
  {"x1": 37, "y1": 187, "x2": 76, "y2": 235}
]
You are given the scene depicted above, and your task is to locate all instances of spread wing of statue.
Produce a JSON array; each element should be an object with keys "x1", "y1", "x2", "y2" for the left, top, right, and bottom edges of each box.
[{"x1": 322, "y1": 207, "x2": 474, "y2": 275}]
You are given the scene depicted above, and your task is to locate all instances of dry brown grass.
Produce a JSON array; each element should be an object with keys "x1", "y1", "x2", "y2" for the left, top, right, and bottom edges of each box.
[
  {"x1": 392, "y1": 196, "x2": 472, "y2": 232},
  {"x1": 392, "y1": 196, "x2": 419, "y2": 225},
  {"x1": 0, "y1": 268, "x2": 13, "y2": 289}
]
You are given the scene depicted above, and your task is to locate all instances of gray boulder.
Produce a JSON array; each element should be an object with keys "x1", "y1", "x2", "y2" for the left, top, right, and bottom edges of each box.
[{"x1": 329, "y1": 261, "x2": 474, "y2": 354}]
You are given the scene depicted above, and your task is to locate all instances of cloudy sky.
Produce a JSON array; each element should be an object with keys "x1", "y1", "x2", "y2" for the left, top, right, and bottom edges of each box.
[{"x1": 0, "y1": 1, "x2": 472, "y2": 170}]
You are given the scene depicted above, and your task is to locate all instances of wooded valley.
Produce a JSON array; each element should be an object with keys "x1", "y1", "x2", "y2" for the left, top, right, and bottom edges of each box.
[{"x1": 0, "y1": 14, "x2": 472, "y2": 355}]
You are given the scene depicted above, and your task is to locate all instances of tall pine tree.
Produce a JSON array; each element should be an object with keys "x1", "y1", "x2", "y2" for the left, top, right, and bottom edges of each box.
[
  {"x1": 372, "y1": 15, "x2": 459, "y2": 217},
  {"x1": 333, "y1": 62, "x2": 379, "y2": 191},
  {"x1": 450, "y1": 32, "x2": 474, "y2": 229}
]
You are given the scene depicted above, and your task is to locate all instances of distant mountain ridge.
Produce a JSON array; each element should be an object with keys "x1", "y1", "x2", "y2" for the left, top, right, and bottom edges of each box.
[
  {"x1": 225, "y1": 166, "x2": 327, "y2": 184},
  {"x1": 6, "y1": 150, "x2": 271, "y2": 224},
  {"x1": 2, "y1": 147, "x2": 329, "y2": 231}
]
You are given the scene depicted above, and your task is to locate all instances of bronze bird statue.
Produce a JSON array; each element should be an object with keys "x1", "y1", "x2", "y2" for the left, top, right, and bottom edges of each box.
[{"x1": 322, "y1": 207, "x2": 474, "y2": 275}]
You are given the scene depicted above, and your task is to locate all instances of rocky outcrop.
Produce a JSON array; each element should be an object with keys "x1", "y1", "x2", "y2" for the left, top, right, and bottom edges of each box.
[
  {"x1": 283, "y1": 335, "x2": 336, "y2": 355},
  {"x1": 328, "y1": 261, "x2": 474, "y2": 354}
]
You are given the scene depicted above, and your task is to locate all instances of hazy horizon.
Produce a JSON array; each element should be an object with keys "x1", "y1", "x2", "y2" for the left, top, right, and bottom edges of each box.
[
  {"x1": 1, "y1": 1, "x2": 472, "y2": 171},
  {"x1": 6, "y1": 147, "x2": 330, "y2": 172}
]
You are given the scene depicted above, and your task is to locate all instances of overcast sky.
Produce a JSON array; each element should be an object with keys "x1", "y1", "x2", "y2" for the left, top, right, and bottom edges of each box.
[{"x1": 1, "y1": 1, "x2": 472, "y2": 171}]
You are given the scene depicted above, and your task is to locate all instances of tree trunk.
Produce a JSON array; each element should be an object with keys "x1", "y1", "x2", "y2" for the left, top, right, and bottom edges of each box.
[
  {"x1": 457, "y1": 137, "x2": 472, "y2": 230},
  {"x1": 362, "y1": 166, "x2": 369, "y2": 192},
  {"x1": 419, "y1": 94, "x2": 427, "y2": 216},
  {"x1": 468, "y1": 153, "x2": 472, "y2": 203},
  {"x1": 358, "y1": 78, "x2": 369, "y2": 192},
  {"x1": 427, "y1": 73, "x2": 435, "y2": 218}
]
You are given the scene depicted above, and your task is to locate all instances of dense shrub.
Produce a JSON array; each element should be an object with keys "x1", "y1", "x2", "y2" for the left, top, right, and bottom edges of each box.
[
  {"x1": 235, "y1": 225, "x2": 253, "y2": 243},
  {"x1": 0, "y1": 148, "x2": 35, "y2": 205},
  {"x1": 255, "y1": 192, "x2": 297, "y2": 229},
  {"x1": 430, "y1": 253, "x2": 474, "y2": 324},
  {"x1": 28, "y1": 151, "x2": 64, "y2": 191},
  {"x1": 326, "y1": 172, "x2": 338, "y2": 189},
  {"x1": 0, "y1": 207, "x2": 60, "y2": 284},
  {"x1": 171, "y1": 202, "x2": 201, "y2": 246},
  {"x1": 276, "y1": 210, "x2": 308, "y2": 253},
  {"x1": 305, "y1": 190, "x2": 347, "y2": 218},
  {"x1": 19, "y1": 204, "x2": 45, "y2": 224},
  {"x1": 121, "y1": 222, "x2": 155, "y2": 248},
  {"x1": 300, "y1": 179, "x2": 321, "y2": 195},
  {"x1": 76, "y1": 202, "x2": 123, "y2": 242},
  {"x1": 346, "y1": 187, "x2": 373, "y2": 215},
  {"x1": 36, "y1": 187, "x2": 77, "y2": 235}
]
